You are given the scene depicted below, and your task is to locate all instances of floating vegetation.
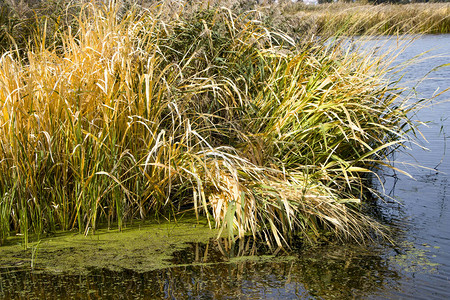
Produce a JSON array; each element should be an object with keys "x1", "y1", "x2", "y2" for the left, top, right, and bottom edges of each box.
[
  {"x1": 0, "y1": 229, "x2": 404, "y2": 299},
  {"x1": 390, "y1": 241, "x2": 440, "y2": 274},
  {"x1": 0, "y1": 214, "x2": 219, "y2": 274}
]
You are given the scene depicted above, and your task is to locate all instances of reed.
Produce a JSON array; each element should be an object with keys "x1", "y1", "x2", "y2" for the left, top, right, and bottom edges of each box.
[
  {"x1": 0, "y1": 0, "x2": 422, "y2": 247},
  {"x1": 2, "y1": 1, "x2": 449, "y2": 55},
  {"x1": 257, "y1": 2, "x2": 450, "y2": 38}
]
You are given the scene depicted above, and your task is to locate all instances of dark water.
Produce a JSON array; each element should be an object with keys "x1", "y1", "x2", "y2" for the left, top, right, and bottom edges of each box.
[
  {"x1": 370, "y1": 34, "x2": 450, "y2": 299},
  {"x1": 0, "y1": 238, "x2": 402, "y2": 299},
  {"x1": 1, "y1": 35, "x2": 449, "y2": 299}
]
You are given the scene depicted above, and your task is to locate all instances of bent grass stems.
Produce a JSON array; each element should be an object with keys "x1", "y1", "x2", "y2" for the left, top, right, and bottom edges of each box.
[{"x1": 0, "y1": 1, "x2": 427, "y2": 247}]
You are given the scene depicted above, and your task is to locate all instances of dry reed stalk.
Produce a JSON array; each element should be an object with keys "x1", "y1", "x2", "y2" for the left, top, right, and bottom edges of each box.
[{"x1": 0, "y1": 0, "x2": 425, "y2": 247}]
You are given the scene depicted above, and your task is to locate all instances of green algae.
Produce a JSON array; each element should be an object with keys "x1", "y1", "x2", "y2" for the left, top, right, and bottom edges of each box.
[
  {"x1": 389, "y1": 241, "x2": 440, "y2": 274},
  {"x1": 0, "y1": 233, "x2": 412, "y2": 300},
  {"x1": 0, "y1": 214, "x2": 221, "y2": 274},
  {"x1": 0, "y1": 214, "x2": 442, "y2": 300},
  {"x1": 0, "y1": 213, "x2": 301, "y2": 276}
]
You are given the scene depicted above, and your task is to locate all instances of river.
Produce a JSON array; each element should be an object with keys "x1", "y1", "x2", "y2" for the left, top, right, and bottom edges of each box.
[
  {"x1": 371, "y1": 34, "x2": 450, "y2": 299},
  {"x1": 0, "y1": 35, "x2": 449, "y2": 299}
]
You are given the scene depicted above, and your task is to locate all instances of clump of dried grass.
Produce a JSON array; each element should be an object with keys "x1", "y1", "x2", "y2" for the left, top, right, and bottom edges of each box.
[{"x1": 0, "y1": 0, "x2": 422, "y2": 247}]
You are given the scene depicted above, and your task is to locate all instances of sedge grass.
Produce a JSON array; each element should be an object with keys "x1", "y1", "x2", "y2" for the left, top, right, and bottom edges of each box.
[{"x1": 0, "y1": 1, "x2": 424, "y2": 247}]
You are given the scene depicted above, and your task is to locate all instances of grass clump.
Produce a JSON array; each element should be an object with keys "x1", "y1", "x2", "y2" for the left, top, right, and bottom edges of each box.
[{"x1": 0, "y1": 0, "x2": 420, "y2": 247}]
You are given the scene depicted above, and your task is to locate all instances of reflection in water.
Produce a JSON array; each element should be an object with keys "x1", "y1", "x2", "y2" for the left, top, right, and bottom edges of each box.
[
  {"x1": 371, "y1": 33, "x2": 450, "y2": 299},
  {"x1": 1, "y1": 237, "x2": 402, "y2": 299}
]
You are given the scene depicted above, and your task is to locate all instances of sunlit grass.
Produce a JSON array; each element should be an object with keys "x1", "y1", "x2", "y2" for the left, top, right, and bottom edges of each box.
[
  {"x1": 257, "y1": 2, "x2": 450, "y2": 38},
  {"x1": 0, "y1": 1, "x2": 423, "y2": 247}
]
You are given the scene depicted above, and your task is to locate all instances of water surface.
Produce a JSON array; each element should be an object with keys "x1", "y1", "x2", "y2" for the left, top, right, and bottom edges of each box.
[{"x1": 370, "y1": 33, "x2": 450, "y2": 299}]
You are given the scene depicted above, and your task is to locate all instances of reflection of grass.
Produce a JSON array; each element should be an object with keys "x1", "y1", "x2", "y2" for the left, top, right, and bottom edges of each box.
[
  {"x1": 30, "y1": 240, "x2": 41, "y2": 269},
  {"x1": 0, "y1": 1, "x2": 424, "y2": 247},
  {"x1": 1, "y1": 234, "x2": 404, "y2": 299}
]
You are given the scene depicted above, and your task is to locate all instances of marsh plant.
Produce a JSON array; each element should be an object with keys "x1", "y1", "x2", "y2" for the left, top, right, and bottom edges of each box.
[
  {"x1": 248, "y1": 2, "x2": 450, "y2": 38},
  {"x1": 0, "y1": 0, "x2": 423, "y2": 247}
]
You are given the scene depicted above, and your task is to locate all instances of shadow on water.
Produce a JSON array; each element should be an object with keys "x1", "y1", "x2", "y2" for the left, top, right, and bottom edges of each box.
[{"x1": 1, "y1": 236, "x2": 405, "y2": 299}]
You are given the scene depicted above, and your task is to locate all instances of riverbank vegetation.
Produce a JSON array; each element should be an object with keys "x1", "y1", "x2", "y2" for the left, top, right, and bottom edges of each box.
[
  {"x1": 0, "y1": 0, "x2": 426, "y2": 247},
  {"x1": 2, "y1": 1, "x2": 450, "y2": 54},
  {"x1": 257, "y1": 1, "x2": 450, "y2": 38}
]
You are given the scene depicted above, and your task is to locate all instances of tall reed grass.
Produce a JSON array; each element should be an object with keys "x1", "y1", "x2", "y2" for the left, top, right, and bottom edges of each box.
[
  {"x1": 0, "y1": 0, "x2": 421, "y2": 247},
  {"x1": 257, "y1": 2, "x2": 450, "y2": 38}
]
